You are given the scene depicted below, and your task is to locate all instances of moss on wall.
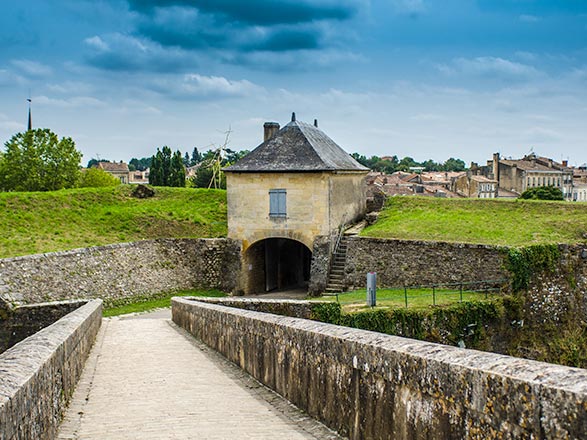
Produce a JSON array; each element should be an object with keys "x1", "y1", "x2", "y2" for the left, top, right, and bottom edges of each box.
[{"x1": 506, "y1": 244, "x2": 560, "y2": 292}]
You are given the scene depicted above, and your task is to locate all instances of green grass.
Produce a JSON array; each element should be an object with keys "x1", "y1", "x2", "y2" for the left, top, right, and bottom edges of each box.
[
  {"x1": 102, "y1": 289, "x2": 226, "y2": 317},
  {"x1": 0, "y1": 186, "x2": 227, "y2": 258},
  {"x1": 313, "y1": 287, "x2": 497, "y2": 312},
  {"x1": 362, "y1": 197, "x2": 587, "y2": 246}
]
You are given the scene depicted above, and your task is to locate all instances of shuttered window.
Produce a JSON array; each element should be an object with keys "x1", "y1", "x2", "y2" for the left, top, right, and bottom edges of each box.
[{"x1": 269, "y1": 189, "x2": 286, "y2": 217}]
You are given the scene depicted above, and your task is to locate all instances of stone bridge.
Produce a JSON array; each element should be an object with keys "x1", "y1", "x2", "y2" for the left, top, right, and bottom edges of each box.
[{"x1": 56, "y1": 309, "x2": 340, "y2": 440}]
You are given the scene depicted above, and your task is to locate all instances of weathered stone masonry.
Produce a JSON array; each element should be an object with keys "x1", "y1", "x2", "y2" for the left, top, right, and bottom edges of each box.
[
  {"x1": 0, "y1": 238, "x2": 241, "y2": 306},
  {"x1": 0, "y1": 299, "x2": 102, "y2": 440},
  {"x1": 173, "y1": 297, "x2": 587, "y2": 440},
  {"x1": 343, "y1": 237, "x2": 510, "y2": 290},
  {"x1": 0, "y1": 300, "x2": 87, "y2": 353}
]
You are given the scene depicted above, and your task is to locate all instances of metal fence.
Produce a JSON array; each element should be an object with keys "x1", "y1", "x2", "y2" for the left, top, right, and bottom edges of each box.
[{"x1": 329, "y1": 279, "x2": 508, "y2": 308}]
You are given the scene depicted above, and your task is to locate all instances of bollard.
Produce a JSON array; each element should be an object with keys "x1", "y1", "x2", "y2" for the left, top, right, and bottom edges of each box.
[{"x1": 367, "y1": 272, "x2": 376, "y2": 307}]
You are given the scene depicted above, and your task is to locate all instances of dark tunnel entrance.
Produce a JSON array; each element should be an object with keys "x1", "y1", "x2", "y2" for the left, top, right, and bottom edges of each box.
[{"x1": 244, "y1": 238, "x2": 312, "y2": 294}]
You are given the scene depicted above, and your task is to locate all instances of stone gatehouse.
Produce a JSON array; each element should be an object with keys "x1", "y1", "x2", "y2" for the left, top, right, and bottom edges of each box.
[{"x1": 224, "y1": 113, "x2": 368, "y2": 294}]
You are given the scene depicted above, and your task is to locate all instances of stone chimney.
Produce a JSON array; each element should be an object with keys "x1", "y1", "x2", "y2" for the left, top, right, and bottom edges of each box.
[
  {"x1": 562, "y1": 160, "x2": 568, "y2": 167},
  {"x1": 263, "y1": 122, "x2": 280, "y2": 141},
  {"x1": 314, "y1": 119, "x2": 318, "y2": 128},
  {"x1": 492, "y1": 152, "x2": 500, "y2": 182}
]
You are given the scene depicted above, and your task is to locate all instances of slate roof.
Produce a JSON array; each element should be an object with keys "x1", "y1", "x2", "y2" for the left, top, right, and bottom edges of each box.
[
  {"x1": 224, "y1": 119, "x2": 368, "y2": 172},
  {"x1": 97, "y1": 162, "x2": 129, "y2": 172}
]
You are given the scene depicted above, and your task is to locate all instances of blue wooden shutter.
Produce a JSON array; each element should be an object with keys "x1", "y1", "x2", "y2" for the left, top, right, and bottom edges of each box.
[{"x1": 269, "y1": 189, "x2": 286, "y2": 216}]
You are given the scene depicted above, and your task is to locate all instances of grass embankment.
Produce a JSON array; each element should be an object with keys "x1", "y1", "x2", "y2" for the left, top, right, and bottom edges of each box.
[
  {"x1": 0, "y1": 186, "x2": 227, "y2": 258},
  {"x1": 314, "y1": 287, "x2": 498, "y2": 312},
  {"x1": 103, "y1": 289, "x2": 226, "y2": 317},
  {"x1": 362, "y1": 197, "x2": 587, "y2": 246}
]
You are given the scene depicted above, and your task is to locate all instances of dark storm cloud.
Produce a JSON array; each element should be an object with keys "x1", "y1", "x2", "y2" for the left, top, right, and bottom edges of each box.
[
  {"x1": 127, "y1": 0, "x2": 357, "y2": 25},
  {"x1": 83, "y1": 0, "x2": 361, "y2": 72}
]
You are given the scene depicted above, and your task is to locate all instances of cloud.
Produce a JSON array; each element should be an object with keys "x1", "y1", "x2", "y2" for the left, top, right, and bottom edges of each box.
[
  {"x1": 522, "y1": 126, "x2": 562, "y2": 144},
  {"x1": 0, "y1": 113, "x2": 23, "y2": 132},
  {"x1": 81, "y1": 1, "x2": 364, "y2": 74},
  {"x1": 410, "y1": 113, "x2": 443, "y2": 121},
  {"x1": 519, "y1": 14, "x2": 541, "y2": 23},
  {"x1": 84, "y1": 36, "x2": 110, "y2": 52},
  {"x1": 84, "y1": 33, "x2": 200, "y2": 72},
  {"x1": 390, "y1": 0, "x2": 426, "y2": 15},
  {"x1": 227, "y1": 48, "x2": 364, "y2": 72},
  {"x1": 10, "y1": 59, "x2": 53, "y2": 77},
  {"x1": 136, "y1": 7, "x2": 324, "y2": 52},
  {"x1": 34, "y1": 95, "x2": 107, "y2": 109},
  {"x1": 127, "y1": 0, "x2": 359, "y2": 26},
  {"x1": 147, "y1": 74, "x2": 265, "y2": 99},
  {"x1": 438, "y1": 56, "x2": 542, "y2": 79},
  {"x1": 0, "y1": 69, "x2": 26, "y2": 87}
]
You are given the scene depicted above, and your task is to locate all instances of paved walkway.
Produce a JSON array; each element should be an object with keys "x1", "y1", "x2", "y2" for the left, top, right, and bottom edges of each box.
[{"x1": 58, "y1": 309, "x2": 341, "y2": 440}]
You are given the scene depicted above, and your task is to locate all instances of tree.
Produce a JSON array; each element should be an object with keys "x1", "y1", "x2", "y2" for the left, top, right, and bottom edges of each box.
[
  {"x1": 442, "y1": 157, "x2": 466, "y2": 172},
  {"x1": 148, "y1": 146, "x2": 185, "y2": 187},
  {"x1": 183, "y1": 152, "x2": 190, "y2": 167},
  {"x1": 170, "y1": 150, "x2": 186, "y2": 187},
  {"x1": 87, "y1": 158, "x2": 109, "y2": 169},
  {"x1": 129, "y1": 157, "x2": 152, "y2": 171},
  {"x1": 0, "y1": 129, "x2": 81, "y2": 191},
  {"x1": 190, "y1": 147, "x2": 202, "y2": 166},
  {"x1": 520, "y1": 186, "x2": 564, "y2": 201},
  {"x1": 79, "y1": 168, "x2": 120, "y2": 187}
]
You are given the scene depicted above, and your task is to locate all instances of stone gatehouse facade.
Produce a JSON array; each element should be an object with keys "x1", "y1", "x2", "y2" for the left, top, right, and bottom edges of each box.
[{"x1": 225, "y1": 114, "x2": 368, "y2": 294}]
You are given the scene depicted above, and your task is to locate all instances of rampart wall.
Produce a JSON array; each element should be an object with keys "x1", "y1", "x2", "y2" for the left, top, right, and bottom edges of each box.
[
  {"x1": 343, "y1": 237, "x2": 509, "y2": 289},
  {"x1": 0, "y1": 238, "x2": 241, "y2": 307},
  {"x1": 172, "y1": 297, "x2": 587, "y2": 440},
  {"x1": 0, "y1": 299, "x2": 102, "y2": 440}
]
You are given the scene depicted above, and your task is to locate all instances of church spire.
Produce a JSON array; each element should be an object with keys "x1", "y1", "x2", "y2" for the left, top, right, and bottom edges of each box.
[{"x1": 27, "y1": 96, "x2": 32, "y2": 131}]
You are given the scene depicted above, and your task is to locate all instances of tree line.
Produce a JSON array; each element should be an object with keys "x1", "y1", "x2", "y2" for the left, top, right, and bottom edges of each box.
[{"x1": 351, "y1": 153, "x2": 467, "y2": 173}]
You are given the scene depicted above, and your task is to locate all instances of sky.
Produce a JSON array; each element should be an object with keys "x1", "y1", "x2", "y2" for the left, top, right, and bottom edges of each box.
[{"x1": 0, "y1": 0, "x2": 586, "y2": 166}]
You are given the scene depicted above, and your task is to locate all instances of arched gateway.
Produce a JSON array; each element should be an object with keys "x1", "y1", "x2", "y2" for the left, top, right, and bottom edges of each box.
[
  {"x1": 224, "y1": 113, "x2": 368, "y2": 295},
  {"x1": 244, "y1": 238, "x2": 312, "y2": 293}
]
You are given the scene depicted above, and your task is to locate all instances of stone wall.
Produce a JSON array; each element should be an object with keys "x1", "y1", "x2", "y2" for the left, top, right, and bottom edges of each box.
[
  {"x1": 0, "y1": 238, "x2": 241, "y2": 306},
  {"x1": 172, "y1": 297, "x2": 587, "y2": 440},
  {"x1": 0, "y1": 300, "x2": 87, "y2": 353},
  {"x1": 309, "y1": 235, "x2": 333, "y2": 295},
  {"x1": 189, "y1": 297, "x2": 333, "y2": 320},
  {"x1": 0, "y1": 299, "x2": 102, "y2": 440},
  {"x1": 343, "y1": 237, "x2": 509, "y2": 290}
]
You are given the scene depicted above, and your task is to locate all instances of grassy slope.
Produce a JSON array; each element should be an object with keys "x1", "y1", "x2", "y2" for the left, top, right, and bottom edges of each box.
[
  {"x1": 362, "y1": 197, "x2": 587, "y2": 246},
  {"x1": 0, "y1": 186, "x2": 227, "y2": 258},
  {"x1": 102, "y1": 289, "x2": 226, "y2": 317}
]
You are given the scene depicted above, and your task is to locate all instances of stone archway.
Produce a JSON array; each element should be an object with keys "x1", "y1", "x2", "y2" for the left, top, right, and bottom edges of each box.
[{"x1": 243, "y1": 238, "x2": 312, "y2": 294}]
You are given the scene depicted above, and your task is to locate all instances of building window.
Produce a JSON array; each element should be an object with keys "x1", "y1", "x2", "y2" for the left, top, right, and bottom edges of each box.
[{"x1": 269, "y1": 189, "x2": 286, "y2": 217}]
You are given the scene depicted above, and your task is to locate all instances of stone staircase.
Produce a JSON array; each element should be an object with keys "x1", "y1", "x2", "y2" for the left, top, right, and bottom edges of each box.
[{"x1": 325, "y1": 235, "x2": 350, "y2": 294}]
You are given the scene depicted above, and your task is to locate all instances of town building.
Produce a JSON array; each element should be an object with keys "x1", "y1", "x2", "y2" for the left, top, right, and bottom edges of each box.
[
  {"x1": 482, "y1": 153, "x2": 573, "y2": 200},
  {"x1": 96, "y1": 161, "x2": 130, "y2": 184},
  {"x1": 224, "y1": 114, "x2": 368, "y2": 294},
  {"x1": 452, "y1": 173, "x2": 497, "y2": 198}
]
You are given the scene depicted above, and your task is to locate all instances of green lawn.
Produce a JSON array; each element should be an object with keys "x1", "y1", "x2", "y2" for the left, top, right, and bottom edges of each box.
[
  {"x1": 102, "y1": 289, "x2": 226, "y2": 317},
  {"x1": 0, "y1": 186, "x2": 227, "y2": 258},
  {"x1": 313, "y1": 287, "x2": 498, "y2": 312},
  {"x1": 362, "y1": 197, "x2": 587, "y2": 246}
]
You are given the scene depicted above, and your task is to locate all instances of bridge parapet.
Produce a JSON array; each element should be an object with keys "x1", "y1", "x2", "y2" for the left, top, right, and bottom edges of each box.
[{"x1": 173, "y1": 297, "x2": 587, "y2": 439}]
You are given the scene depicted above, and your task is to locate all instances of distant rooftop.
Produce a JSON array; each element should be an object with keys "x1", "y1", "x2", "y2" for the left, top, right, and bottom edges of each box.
[
  {"x1": 97, "y1": 162, "x2": 129, "y2": 172},
  {"x1": 224, "y1": 115, "x2": 368, "y2": 173}
]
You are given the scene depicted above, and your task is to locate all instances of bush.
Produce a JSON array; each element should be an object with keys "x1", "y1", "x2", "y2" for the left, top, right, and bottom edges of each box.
[
  {"x1": 519, "y1": 186, "x2": 564, "y2": 200},
  {"x1": 79, "y1": 168, "x2": 120, "y2": 187}
]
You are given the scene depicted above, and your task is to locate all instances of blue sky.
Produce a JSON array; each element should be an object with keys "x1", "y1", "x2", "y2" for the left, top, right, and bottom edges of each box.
[{"x1": 1, "y1": 0, "x2": 586, "y2": 166}]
